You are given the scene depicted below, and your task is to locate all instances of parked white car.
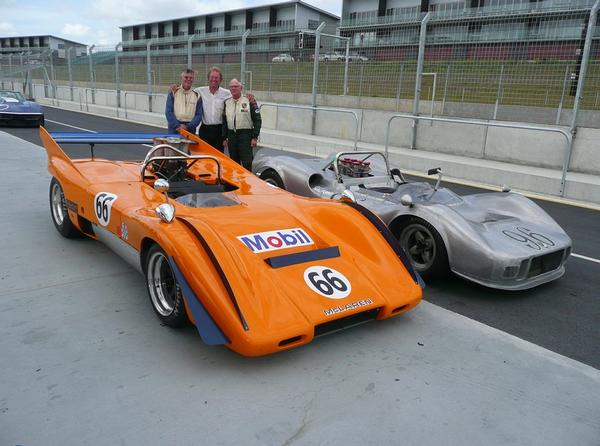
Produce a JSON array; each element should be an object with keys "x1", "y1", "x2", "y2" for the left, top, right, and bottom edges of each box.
[
  {"x1": 347, "y1": 53, "x2": 369, "y2": 62},
  {"x1": 272, "y1": 53, "x2": 294, "y2": 62},
  {"x1": 321, "y1": 52, "x2": 345, "y2": 61}
]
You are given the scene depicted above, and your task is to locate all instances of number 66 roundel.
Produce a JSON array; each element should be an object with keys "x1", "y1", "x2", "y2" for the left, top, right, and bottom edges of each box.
[
  {"x1": 303, "y1": 266, "x2": 352, "y2": 299},
  {"x1": 94, "y1": 192, "x2": 118, "y2": 226}
]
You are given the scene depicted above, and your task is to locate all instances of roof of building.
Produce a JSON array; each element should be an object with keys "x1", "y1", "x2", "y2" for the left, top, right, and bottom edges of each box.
[
  {"x1": 120, "y1": 0, "x2": 339, "y2": 29},
  {"x1": 0, "y1": 35, "x2": 87, "y2": 46}
]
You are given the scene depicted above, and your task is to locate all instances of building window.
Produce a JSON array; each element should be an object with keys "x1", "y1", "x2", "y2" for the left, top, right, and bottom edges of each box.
[
  {"x1": 275, "y1": 19, "x2": 295, "y2": 30},
  {"x1": 252, "y1": 22, "x2": 269, "y2": 31},
  {"x1": 308, "y1": 19, "x2": 320, "y2": 29},
  {"x1": 348, "y1": 10, "x2": 377, "y2": 24}
]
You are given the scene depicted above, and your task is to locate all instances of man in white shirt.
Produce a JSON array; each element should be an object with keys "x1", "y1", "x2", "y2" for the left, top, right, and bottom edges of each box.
[{"x1": 194, "y1": 67, "x2": 231, "y2": 152}]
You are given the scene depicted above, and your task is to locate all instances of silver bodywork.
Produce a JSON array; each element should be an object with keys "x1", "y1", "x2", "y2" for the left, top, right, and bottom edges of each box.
[{"x1": 253, "y1": 149, "x2": 572, "y2": 290}]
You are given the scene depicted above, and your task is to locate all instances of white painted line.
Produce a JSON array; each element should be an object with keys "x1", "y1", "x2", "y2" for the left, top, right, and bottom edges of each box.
[
  {"x1": 45, "y1": 119, "x2": 153, "y2": 148},
  {"x1": 46, "y1": 119, "x2": 97, "y2": 133},
  {"x1": 572, "y1": 253, "x2": 600, "y2": 264}
]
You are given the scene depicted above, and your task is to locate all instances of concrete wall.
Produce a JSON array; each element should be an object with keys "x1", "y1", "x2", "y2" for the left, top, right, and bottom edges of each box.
[
  {"x1": 259, "y1": 103, "x2": 594, "y2": 174},
  {"x1": 24, "y1": 82, "x2": 599, "y2": 177}
]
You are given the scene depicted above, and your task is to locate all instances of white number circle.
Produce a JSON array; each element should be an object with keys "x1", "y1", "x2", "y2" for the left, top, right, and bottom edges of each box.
[
  {"x1": 94, "y1": 192, "x2": 118, "y2": 227},
  {"x1": 303, "y1": 266, "x2": 351, "y2": 299}
]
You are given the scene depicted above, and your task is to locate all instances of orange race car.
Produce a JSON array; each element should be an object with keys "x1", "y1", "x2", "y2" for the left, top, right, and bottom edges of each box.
[{"x1": 41, "y1": 128, "x2": 423, "y2": 356}]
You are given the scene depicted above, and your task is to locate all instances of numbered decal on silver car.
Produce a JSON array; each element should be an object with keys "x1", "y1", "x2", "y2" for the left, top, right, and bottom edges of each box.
[
  {"x1": 94, "y1": 192, "x2": 118, "y2": 227},
  {"x1": 303, "y1": 266, "x2": 351, "y2": 299},
  {"x1": 502, "y1": 227, "x2": 555, "y2": 250}
]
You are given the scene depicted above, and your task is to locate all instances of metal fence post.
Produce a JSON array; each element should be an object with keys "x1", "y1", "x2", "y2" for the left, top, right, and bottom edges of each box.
[
  {"x1": 556, "y1": 65, "x2": 570, "y2": 125},
  {"x1": 295, "y1": 61, "x2": 299, "y2": 95},
  {"x1": 8, "y1": 54, "x2": 13, "y2": 90},
  {"x1": 19, "y1": 52, "x2": 24, "y2": 90},
  {"x1": 566, "y1": 0, "x2": 599, "y2": 182},
  {"x1": 48, "y1": 50, "x2": 56, "y2": 99},
  {"x1": 311, "y1": 22, "x2": 326, "y2": 135},
  {"x1": 268, "y1": 64, "x2": 272, "y2": 93},
  {"x1": 395, "y1": 64, "x2": 404, "y2": 111},
  {"x1": 241, "y1": 29, "x2": 250, "y2": 86},
  {"x1": 88, "y1": 45, "x2": 95, "y2": 104},
  {"x1": 343, "y1": 39, "x2": 350, "y2": 95},
  {"x1": 115, "y1": 42, "x2": 122, "y2": 109},
  {"x1": 146, "y1": 39, "x2": 156, "y2": 113},
  {"x1": 493, "y1": 64, "x2": 504, "y2": 120},
  {"x1": 442, "y1": 65, "x2": 450, "y2": 115},
  {"x1": 187, "y1": 35, "x2": 195, "y2": 69},
  {"x1": 570, "y1": 0, "x2": 598, "y2": 131},
  {"x1": 42, "y1": 53, "x2": 49, "y2": 98},
  {"x1": 67, "y1": 47, "x2": 74, "y2": 101},
  {"x1": 411, "y1": 12, "x2": 431, "y2": 150},
  {"x1": 359, "y1": 63, "x2": 364, "y2": 98}
]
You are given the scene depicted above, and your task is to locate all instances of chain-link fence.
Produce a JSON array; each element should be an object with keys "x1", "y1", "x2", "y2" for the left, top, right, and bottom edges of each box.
[{"x1": 0, "y1": 0, "x2": 598, "y2": 127}]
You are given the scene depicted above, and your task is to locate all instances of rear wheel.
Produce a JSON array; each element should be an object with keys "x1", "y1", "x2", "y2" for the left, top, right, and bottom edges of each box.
[
  {"x1": 144, "y1": 244, "x2": 188, "y2": 327},
  {"x1": 49, "y1": 177, "x2": 81, "y2": 238},
  {"x1": 397, "y1": 217, "x2": 448, "y2": 279},
  {"x1": 260, "y1": 170, "x2": 285, "y2": 189}
]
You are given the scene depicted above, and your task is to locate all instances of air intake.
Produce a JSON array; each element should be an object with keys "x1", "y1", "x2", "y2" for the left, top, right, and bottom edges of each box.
[{"x1": 314, "y1": 308, "x2": 380, "y2": 337}]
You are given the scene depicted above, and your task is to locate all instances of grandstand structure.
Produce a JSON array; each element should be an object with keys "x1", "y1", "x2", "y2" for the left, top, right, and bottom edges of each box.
[
  {"x1": 338, "y1": 0, "x2": 599, "y2": 61},
  {"x1": 119, "y1": 0, "x2": 339, "y2": 62},
  {"x1": 0, "y1": 35, "x2": 87, "y2": 58}
]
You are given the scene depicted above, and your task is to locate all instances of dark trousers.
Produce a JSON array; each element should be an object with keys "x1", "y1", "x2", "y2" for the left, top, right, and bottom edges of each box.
[
  {"x1": 226, "y1": 129, "x2": 254, "y2": 170},
  {"x1": 198, "y1": 123, "x2": 224, "y2": 152}
]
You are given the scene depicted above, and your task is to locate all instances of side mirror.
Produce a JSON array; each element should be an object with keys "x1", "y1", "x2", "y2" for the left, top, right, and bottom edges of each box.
[
  {"x1": 400, "y1": 194, "x2": 413, "y2": 207},
  {"x1": 154, "y1": 179, "x2": 170, "y2": 193},
  {"x1": 339, "y1": 189, "x2": 356, "y2": 203},
  {"x1": 156, "y1": 203, "x2": 175, "y2": 223}
]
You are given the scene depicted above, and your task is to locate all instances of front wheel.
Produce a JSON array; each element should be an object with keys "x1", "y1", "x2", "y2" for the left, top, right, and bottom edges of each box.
[
  {"x1": 397, "y1": 217, "x2": 448, "y2": 279},
  {"x1": 260, "y1": 169, "x2": 285, "y2": 189},
  {"x1": 144, "y1": 244, "x2": 188, "y2": 327},
  {"x1": 49, "y1": 177, "x2": 81, "y2": 238}
]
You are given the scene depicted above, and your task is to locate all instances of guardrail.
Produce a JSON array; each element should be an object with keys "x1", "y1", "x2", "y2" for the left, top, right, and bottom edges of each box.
[
  {"x1": 384, "y1": 113, "x2": 573, "y2": 196},
  {"x1": 124, "y1": 91, "x2": 167, "y2": 119},
  {"x1": 258, "y1": 102, "x2": 360, "y2": 151}
]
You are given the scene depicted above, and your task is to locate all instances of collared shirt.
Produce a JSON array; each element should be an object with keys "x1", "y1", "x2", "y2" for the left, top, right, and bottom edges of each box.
[{"x1": 195, "y1": 86, "x2": 231, "y2": 125}]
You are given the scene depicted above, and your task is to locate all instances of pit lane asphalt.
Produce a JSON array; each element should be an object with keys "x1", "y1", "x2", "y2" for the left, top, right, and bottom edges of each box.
[{"x1": 3, "y1": 105, "x2": 600, "y2": 371}]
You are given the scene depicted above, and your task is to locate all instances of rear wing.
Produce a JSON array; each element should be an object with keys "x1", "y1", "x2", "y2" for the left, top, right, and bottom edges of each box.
[
  {"x1": 48, "y1": 132, "x2": 191, "y2": 160},
  {"x1": 49, "y1": 132, "x2": 181, "y2": 144}
]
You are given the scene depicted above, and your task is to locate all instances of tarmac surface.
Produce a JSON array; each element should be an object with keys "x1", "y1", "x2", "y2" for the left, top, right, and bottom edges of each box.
[{"x1": 1, "y1": 113, "x2": 599, "y2": 445}]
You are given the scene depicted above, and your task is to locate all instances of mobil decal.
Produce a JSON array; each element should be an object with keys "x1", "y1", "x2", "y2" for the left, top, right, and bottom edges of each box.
[{"x1": 238, "y1": 228, "x2": 313, "y2": 253}]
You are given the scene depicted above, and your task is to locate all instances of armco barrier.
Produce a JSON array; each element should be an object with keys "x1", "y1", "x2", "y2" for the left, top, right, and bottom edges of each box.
[
  {"x1": 259, "y1": 102, "x2": 360, "y2": 151},
  {"x1": 385, "y1": 114, "x2": 573, "y2": 196}
]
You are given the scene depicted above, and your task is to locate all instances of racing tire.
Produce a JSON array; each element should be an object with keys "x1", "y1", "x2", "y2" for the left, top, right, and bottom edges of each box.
[
  {"x1": 260, "y1": 169, "x2": 285, "y2": 189},
  {"x1": 49, "y1": 177, "x2": 82, "y2": 238},
  {"x1": 397, "y1": 217, "x2": 448, "y2": 280},
  {"x1": 144, "y1": 244, "x2": 189, "y2": 328}
]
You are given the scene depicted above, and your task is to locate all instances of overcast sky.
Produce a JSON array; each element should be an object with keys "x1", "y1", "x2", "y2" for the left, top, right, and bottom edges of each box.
[{"x1": 0, "y1": 0, "x2": 341, "y2": 47}]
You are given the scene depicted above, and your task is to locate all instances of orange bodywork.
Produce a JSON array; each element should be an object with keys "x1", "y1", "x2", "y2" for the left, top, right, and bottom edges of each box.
[{"x1": 40, "y1": 127, "x2": 422, "y2": 356}]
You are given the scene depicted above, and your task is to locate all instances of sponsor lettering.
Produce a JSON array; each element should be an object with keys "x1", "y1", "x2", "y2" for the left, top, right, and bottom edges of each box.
[
  {"x1": 324, "y1": 299, "x2": 374, "y2": 317},
  {"x1": 238, "y1": 228, "x2": 313, "y2": 253}
]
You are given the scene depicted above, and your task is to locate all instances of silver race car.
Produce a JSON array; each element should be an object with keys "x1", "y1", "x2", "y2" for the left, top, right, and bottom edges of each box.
[{"x1": 253, "y1": 149, "x2": 572, "y2": 290}]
